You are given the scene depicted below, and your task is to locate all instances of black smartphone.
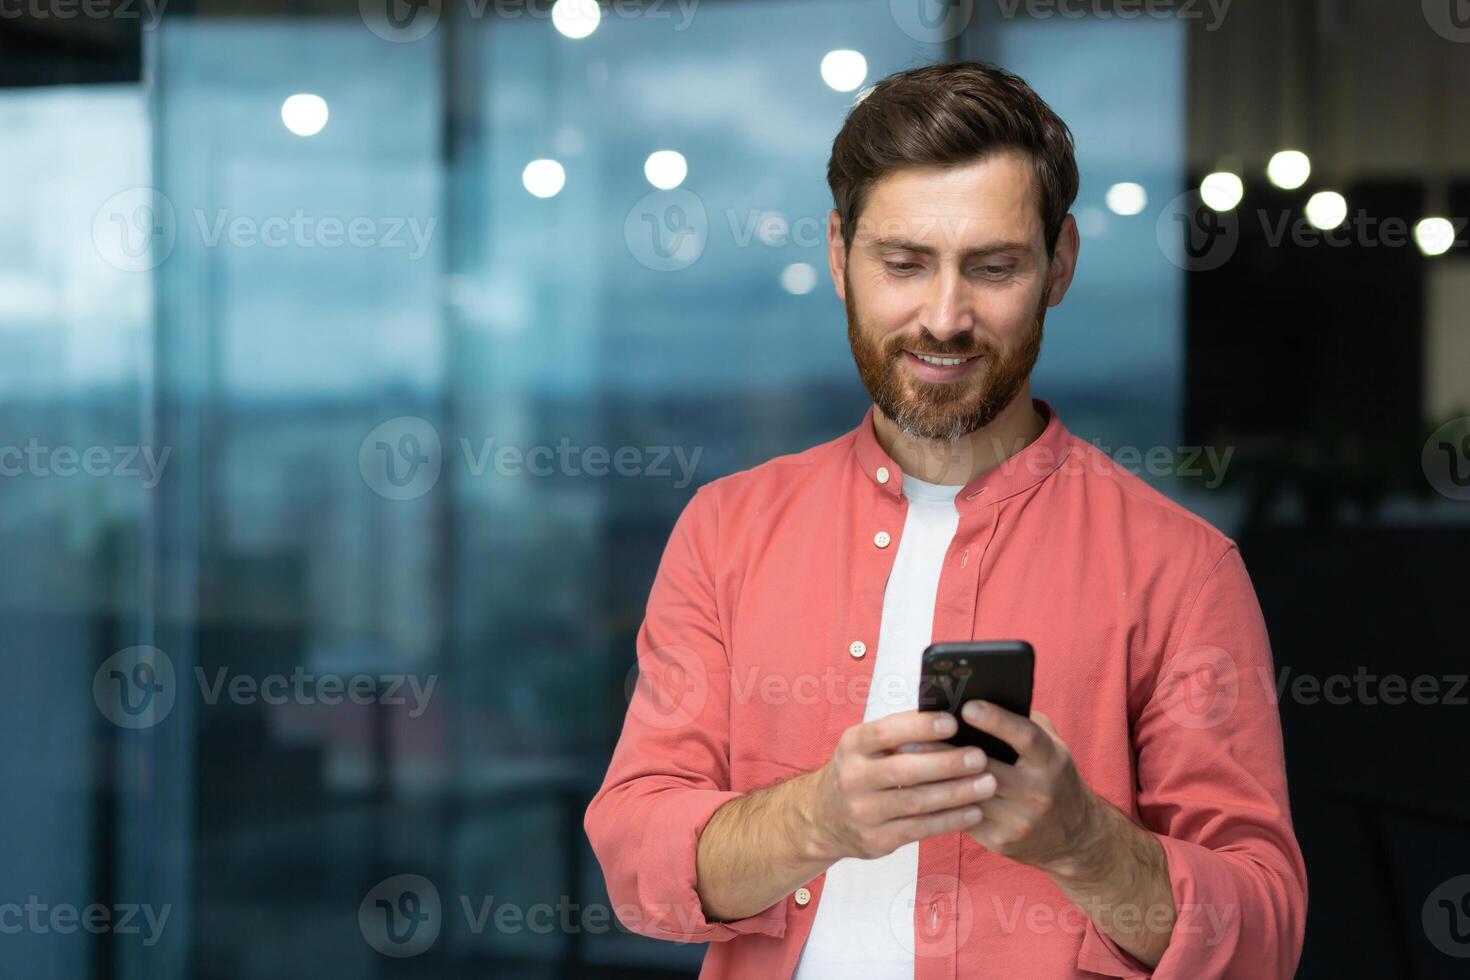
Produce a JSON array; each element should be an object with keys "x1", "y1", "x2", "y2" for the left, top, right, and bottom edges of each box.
[{"x1": 917, "y1": 641, "x2": 1035, "y2": 764}]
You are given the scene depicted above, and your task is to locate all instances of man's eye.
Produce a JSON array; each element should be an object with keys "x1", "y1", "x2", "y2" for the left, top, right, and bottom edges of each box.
[
  {"x1": 976, "y1": 264, "x2": 1013, "y2": 278},
  {"x1": 885, "y1": 261, "x2": 920, "y2": 273}
]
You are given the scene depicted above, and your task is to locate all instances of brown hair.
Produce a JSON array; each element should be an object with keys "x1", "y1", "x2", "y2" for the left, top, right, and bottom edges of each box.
[{"x1": 827, "y1": 60, "x2": 1079, "y2": 258}]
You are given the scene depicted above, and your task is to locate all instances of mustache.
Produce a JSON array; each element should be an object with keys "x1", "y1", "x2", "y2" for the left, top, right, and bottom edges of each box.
[{"x1": 888, "y1": 339, "x2": 994, "y2": 359}]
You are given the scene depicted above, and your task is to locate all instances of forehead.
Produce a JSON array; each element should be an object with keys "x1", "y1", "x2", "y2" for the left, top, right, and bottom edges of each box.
[{"x1": 858, "y1": 150, "x2": 1042, "y2": 246}]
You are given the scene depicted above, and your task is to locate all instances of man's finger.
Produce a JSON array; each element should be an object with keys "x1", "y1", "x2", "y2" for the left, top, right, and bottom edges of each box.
[
  {"x1": 969, "y1": 796, "x2": 1031, "y2": 849},
  {"x1": 873, "y1": 744, "x2": 988, "y2": 790},
  {"x1": 1032, "y1": 711, "x2": 1061, "y2": 741},
  {"x1": 972, "y1": 758, "x2": 1029, "y2": 800},
  {"x1": 893, "y1": 741, "x2": 951, "y2": 754},
  {"x1": 855, "y1": 709, "x2": 957, "y2": 756},
  {"x1": 960, "y1": 700, "x2": 1053, "y2": 765}
]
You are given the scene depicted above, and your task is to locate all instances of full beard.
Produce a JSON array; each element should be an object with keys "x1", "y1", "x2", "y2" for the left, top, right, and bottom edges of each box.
[{"x1": 846, "y1": 271, "x2": 1048, "y2": 441}]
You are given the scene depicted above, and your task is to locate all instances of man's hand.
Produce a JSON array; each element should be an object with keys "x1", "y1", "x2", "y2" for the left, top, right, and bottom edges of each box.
[
  {"x1": 959, "y1": 699, "x2": 1176, "y2": 968},
  {"x1": 696, "y1": 709, "x2": 995, "y2": 923},
  {"x1": 956, "y1": 700, "x2": 1103, "y2": 875},
  {"x1": 805, "y1": 709, "x2": 997, "y2": 862}
]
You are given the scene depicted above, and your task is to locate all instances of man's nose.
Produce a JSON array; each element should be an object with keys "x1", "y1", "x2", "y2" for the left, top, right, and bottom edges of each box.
[{"x1": 921, "y1": 266, "x2": 974, "y2": 341}]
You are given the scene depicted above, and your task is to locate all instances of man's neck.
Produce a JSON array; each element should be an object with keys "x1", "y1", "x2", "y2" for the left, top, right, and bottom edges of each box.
[{"x1": 872, "y1": 387, "x2": 1047, "y2": 486}]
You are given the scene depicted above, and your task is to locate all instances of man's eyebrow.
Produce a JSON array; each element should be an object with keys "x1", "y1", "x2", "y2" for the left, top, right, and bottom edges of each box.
[{"x1": 864, "y1": 236, "x2": 1033, "y2": 257}]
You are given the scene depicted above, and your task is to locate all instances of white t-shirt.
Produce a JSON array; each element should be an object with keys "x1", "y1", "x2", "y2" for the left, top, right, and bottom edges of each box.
[{"x1": 792, "y1": 472, "x2": 963, "y2": 979}]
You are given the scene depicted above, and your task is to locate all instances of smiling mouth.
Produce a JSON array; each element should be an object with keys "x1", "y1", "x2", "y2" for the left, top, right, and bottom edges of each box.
[
  {"x1": 907, "y1": 351, "x2": 980, "y2": 367},
  {"x1": 899, "y1": 350, "x2": 986, "y2": 384}
]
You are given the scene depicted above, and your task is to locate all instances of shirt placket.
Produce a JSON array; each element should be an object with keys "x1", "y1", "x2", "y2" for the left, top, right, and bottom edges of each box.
[
  {"x1": 823, "y1": 474, "x2": 909, "y2": 749},
  {"x1": 915, "y1": 492, "x2": 995, "y2": 980},
  {"x1": 790, "y1": 472, "x2": 910, "y2": 940}
]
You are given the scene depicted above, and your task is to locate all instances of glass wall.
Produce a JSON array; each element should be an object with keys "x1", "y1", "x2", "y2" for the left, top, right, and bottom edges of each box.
[
  {"x1": 0, "y1": 85, "x2": 152, "y2": 979},
  {"x1": 3, "y1": 4, "x2": 1186, "y2": 978}
]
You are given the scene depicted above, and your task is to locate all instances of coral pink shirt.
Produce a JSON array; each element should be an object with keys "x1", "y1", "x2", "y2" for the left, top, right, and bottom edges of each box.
[{"x1": 584, "y1": 399, "x2": 1307, "y2": 979}]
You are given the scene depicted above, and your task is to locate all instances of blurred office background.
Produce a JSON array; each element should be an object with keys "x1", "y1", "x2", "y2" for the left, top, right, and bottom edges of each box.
[{"x1": 0, "y1": 0, "x2": 1467, "y2": 977}]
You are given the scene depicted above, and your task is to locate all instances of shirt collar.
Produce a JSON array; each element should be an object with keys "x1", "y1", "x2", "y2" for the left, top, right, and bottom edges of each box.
[{"x1": 852, "y1": 398, "x2": 1073, "y2": 509}]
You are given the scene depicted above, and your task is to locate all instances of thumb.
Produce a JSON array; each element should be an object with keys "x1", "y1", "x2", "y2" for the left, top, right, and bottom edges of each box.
[{"x1": 1032, "y1": 710, "x2": 1061, "y2": 741}]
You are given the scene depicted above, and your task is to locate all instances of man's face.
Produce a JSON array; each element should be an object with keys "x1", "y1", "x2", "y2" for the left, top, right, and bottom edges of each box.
[{"x1": 831, "y1": 150, "x2": 1075, "y2": 441}]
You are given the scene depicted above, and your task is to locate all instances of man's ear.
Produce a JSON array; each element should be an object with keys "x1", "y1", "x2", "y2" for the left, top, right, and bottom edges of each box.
[
  {"x1": 1045, "y1": 213, "x2": 1080, "y2": 307},
  {"x1": 827, "y1": 209, "x2": 848, "y2": 302}
]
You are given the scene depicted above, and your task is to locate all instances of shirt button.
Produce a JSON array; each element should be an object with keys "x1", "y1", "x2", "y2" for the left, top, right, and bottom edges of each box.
[
  {"x1": 848, "y1": 640, "x2": 867, "y2": 659},
  {"x1": 876, "y1": 466, "x2": 890, "y2": 484},
  {"x1": 873, "y1": 530, "x2": 891, "y2": 548},
  {"x1": 794, "y1": 887, "x2": 811, "y2": 907}
]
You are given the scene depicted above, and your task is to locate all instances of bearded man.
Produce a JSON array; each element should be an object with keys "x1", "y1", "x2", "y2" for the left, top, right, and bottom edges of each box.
[{"x1": 586, "y1": 59, "x2": 1306, "y2": 980}]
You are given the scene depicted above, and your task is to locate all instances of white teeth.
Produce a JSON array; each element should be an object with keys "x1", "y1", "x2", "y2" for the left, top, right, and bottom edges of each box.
[{"x1": 913, "y1": 353, "x2": 974, "y2": 367}]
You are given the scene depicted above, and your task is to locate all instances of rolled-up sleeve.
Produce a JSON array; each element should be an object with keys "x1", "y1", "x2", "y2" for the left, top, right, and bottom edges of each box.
[
  {"x1": 583, "y1": 485, "x2": 788, "y2": 944},
  {"x1": 1079, "y1": 544, "x2": 1308, "y2": 979}
]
